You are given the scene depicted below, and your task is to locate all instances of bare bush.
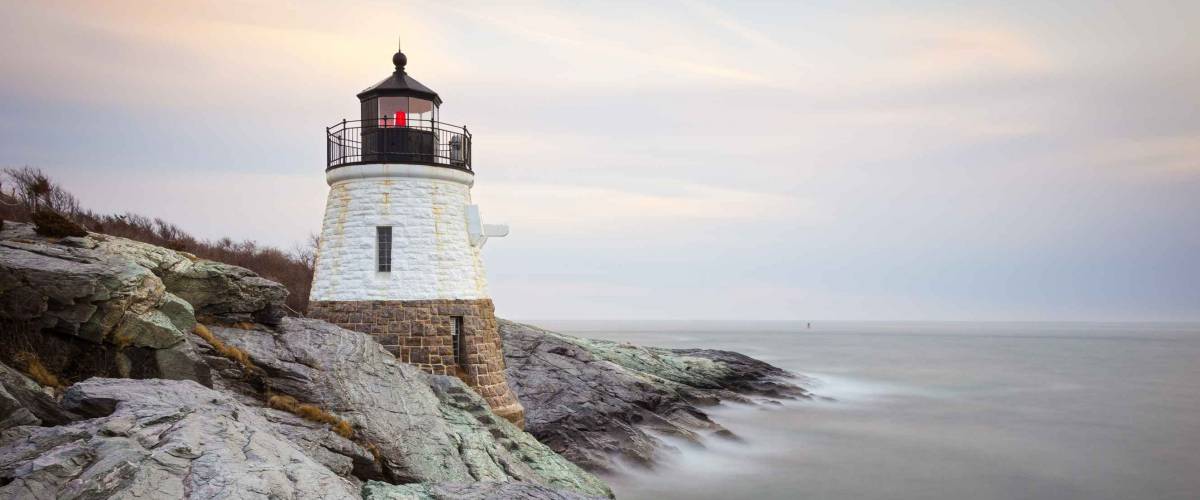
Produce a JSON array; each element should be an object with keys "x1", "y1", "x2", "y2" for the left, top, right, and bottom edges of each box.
[
  {"x1": 31, "y1": 210, "x2": 88, "y2": 237},
  {"x1": 1, "y1": 168, "x2": 316, "y2": 313},
  {"x1": 3, "y1": 166, "x2": 80, "y2": 215}
]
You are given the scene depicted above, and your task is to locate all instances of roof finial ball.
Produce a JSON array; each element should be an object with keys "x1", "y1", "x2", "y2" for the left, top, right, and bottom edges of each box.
[{"x1": 393, "y1": 38, "x2": 407, "y2": 74}]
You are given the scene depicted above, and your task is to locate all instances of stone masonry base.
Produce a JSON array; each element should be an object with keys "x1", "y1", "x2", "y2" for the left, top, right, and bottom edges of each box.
[{"x1": 308, "y1": 299, "x2": 525, "y2": 428}]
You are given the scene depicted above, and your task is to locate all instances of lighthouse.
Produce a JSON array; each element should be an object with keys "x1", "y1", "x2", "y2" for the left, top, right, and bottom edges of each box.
[{"x1": 308, "y1": 45, "x2": 524, "y2": 427}]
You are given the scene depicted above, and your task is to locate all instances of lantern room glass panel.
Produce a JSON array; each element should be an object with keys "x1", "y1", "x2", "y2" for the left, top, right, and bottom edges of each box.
[
  {"x1": 374, "y1": 97, "x2": 438, "y2": 129},
  {"x1": 377, "y1": 97, "x2": 409, "y2": 127},
  {"x1": 408, "y1": 98, "x2": 435, "y2": 129}
]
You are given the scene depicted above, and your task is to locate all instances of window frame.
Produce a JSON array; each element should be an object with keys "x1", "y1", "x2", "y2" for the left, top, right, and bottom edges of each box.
[
  {"x1": 451, "y1": 316, "x2": 467, "y2": 369},
  {"x1": 376, "y1": 226, "x2": 393, "y2": 273}
]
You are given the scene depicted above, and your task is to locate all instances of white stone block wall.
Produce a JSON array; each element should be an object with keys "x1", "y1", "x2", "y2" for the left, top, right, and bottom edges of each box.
[{"x1": 309, "y1": 165, "x2": 489, "y2": 301}]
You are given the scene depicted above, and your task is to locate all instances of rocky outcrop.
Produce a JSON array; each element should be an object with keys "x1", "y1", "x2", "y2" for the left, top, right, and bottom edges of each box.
[
  {"x1": 0, "y1": 381, "x2": 39, "y2": 430},
  {"x1": 0, "y1": 226, "x2": 184, "y2": 348},
  {"x1": 201, "y1": 318, "x2": 611, "y2": 498},
  {"x1": 0, "y1": 378, "x2": 359, "y2": 499},
  {"x1": 0, "y1": 228, "x2": 194, "y2": 383},
  {"x1": 363, "y1": 480, "x2": 608, "y2": 500},
  {"x1": 0, "y1": 362, "x2": 76, "y2": 430},
  {"x1": 95, "y1": 235, "x2": 287, "y2": 325},
  {"x1": 500, "y1": 320, "x2": 809, "y2": 472},
  {"x1": 257, "y1": 406, "x2": 379, "y2": 487},
  {"x1": 0, "y1": 221, "x2": 286, "y2": 328},
  {"x1": 0, "y1": 222, "x2": 284, "y2": 387}
]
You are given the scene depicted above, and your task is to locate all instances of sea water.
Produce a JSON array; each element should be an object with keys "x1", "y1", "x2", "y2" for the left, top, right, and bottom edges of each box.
[{"x1": 532, "y1": 321, "x2": 1200, "y2": 500}]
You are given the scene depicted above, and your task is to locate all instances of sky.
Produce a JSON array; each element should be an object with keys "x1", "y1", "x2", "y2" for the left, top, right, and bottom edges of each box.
[{"x1": 1, "y1": 0, "x2": 1197, "y2": 321}]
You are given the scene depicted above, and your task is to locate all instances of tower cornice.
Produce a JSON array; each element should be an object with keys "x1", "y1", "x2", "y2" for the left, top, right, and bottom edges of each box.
[{"x1": 325, "y1": 163, "x2": 475, "y2": 187}]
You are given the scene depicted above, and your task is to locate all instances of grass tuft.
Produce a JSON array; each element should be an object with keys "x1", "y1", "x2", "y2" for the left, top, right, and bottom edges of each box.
[
  {"x1": 333, "y1": 419, "x2": 354, "y2": 439},
  {"x1": 191, "y1": 324, "x2": 258, "y2": 374},
  {"x1": 267, "y1": 394, "x2": 300, "y2": 412},
  {"x1": 13, "y1": 351, "x2": 65, "y2": 388},
  {"x1": 364, "y1": 441, "x2": 382, "y2": 462},
  {"x1": 268, "y1": 394, "x2": 357, "y2": 439}
]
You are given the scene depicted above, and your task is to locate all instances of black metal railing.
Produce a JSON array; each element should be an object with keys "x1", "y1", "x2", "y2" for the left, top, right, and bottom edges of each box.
[{"x1": 327, "y1": 118, "x2": 472, "y2": 172}]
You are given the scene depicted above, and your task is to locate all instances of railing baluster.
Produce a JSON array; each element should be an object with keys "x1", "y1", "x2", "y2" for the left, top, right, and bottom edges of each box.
[{"x1": 325, "y1": 119, "x2": 471, "y2": 171}]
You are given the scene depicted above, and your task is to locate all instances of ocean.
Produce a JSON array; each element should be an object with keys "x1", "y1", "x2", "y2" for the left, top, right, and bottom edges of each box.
[{"x1": 532, "y1": 321, "x2": 1200, "y2": 500}]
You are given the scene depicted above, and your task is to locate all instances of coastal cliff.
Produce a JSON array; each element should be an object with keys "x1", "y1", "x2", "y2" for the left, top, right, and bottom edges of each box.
[{"x1": 0, "y1": 220, "x2": 808, "y2": 499}]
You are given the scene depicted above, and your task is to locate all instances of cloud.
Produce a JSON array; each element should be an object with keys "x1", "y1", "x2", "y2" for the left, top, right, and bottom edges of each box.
[
  {"x1": 0, "y1": 1, "x2": 452, "y2": 109},
  {"x1": 1075, "y1": 135, "x2": 1200, "y2": 177},
  {"x1": 854, "y1": 14, "x2": 1054, "y2": 86},
  {"x1": 428, "y1": 0, "x2": 781, "y2": 88},
  {"x1": 683, "y1": 0, "x2": 791, "y2": 55},
  {"x1": 474, "y1": 181, "x2": 811, "y2": 236}
]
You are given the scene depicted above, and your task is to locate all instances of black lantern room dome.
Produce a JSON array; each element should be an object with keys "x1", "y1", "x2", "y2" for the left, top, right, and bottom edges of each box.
[
  {"x1": 357, "y1": 47, "x2": 442, "y2": 106},
  {"x1": 327, "y1": 45, "x2": 472, "y2": 172}
]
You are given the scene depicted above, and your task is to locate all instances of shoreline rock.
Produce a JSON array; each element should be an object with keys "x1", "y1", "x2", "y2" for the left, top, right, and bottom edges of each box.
[{"x1": 500, "y1": 320, "x2": 809, "y2": 473}]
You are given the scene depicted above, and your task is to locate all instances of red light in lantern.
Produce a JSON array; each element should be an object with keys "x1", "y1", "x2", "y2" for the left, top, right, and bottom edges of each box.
[{"x1": 395, "y1": 112, "x2": 407, "y2": 127}]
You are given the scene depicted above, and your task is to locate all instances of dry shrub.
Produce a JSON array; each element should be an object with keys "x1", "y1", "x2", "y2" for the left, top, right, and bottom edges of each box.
[
  {"x1": 13, "y1": 351, "x2": 65, "y2": 389},
  {"x1": 268, "y1": 394, "x2": 300, "y2": 412},
  {"x1": 295, "y1": 404, "x2": 329, "y2": 422},
  {"x1": 2, "y1": 167, "x2": 80, "y2": 216},
  {"x1": 191, "y1": 324, "x2": 258, "y2": 374},
  {"x1": 268, "y1": 394, "x2": 356, "y2": 439},
  {"x1": 30, "y1": 210, "x2": 87, "y2": 238},
  {"x1": 363, "y1": 441, "x2": 382, "y2": 462},
  {"x1": 333, "y1": 420, "x2": 354, "y2": 439}
]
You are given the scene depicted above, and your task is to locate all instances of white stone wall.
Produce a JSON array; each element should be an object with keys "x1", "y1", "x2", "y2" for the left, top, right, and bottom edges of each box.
[{"x1": 309, "y1": 165, "x2": 490, "y2": 301}]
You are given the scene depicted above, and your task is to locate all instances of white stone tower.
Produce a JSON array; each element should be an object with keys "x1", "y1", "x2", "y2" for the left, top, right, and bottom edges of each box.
[{"x1": 308, "y1": 46, "x2": 523, "y2": 427}]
